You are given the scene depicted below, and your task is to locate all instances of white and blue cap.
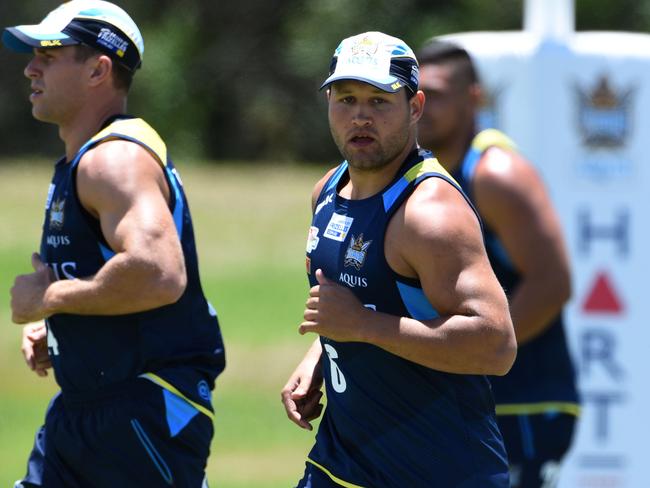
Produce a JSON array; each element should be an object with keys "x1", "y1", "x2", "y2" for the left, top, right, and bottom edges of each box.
[
  {"x1": 320, "y1": 31, "x2": 419, "y2": 94},
  {"x1": 2, "y1": 0, "x2": 144, "y2": 72}
]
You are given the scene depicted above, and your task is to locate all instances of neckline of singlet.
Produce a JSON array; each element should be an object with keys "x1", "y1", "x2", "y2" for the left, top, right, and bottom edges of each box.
[
  {"x1": 333, "y1": 148, "x2": 423, "y2": 205},
  {"x1": 56, "y1": 113, "x2": 134, "y2": 166}
]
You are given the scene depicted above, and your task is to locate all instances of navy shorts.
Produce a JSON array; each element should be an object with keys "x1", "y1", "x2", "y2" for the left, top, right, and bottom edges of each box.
[
  {"x1": 15, "y1": 379, "x2": 212, "y2": 488},
  {"x1": 497, "y1": 413, "x2": 577, "y2": 488},
  {"x1": 296, "y1": 461, "x2": 342, "y2": 488}
]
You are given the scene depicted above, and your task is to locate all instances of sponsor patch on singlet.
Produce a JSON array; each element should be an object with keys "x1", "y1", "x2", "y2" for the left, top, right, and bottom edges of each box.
[{"x1": 324, "y1": 213, "x2": 353, "y2": 242}]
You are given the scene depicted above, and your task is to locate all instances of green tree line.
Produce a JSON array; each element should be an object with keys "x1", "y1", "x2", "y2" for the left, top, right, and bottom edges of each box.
[{"x1": 1, "y1": 0, "x2": 648, "y2": 162}]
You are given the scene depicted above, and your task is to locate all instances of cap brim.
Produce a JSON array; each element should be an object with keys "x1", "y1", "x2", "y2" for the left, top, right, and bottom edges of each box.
[
  {"x1": 320, "y1": 74, "x2": 404, "y2": 93},
  {"x1": 2, "y1": 25, "x2": 78, "y2": 52}
]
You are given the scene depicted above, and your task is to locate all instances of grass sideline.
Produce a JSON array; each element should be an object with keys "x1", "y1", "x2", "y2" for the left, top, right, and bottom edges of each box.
[{"x1": 0, "y1": 160, "x2": 329, "y2": 487}]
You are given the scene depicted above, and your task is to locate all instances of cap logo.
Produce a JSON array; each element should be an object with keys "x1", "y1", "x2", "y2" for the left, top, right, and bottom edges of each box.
[
  {"x1": 40, "y1": 40, "x2": 62, "y2": 47},
  {"x1": 320, "y1": 32, "x2": 417, "y2": 93},
  {"x1": 346, "y1": 36, "x2": 383, "y2": 68},
  {"x1": 351, "y1": 36, "x2": 378, "y2": 57},
  {"x1": 97, "y1": 27, "x2": 128, "y2": 58}
]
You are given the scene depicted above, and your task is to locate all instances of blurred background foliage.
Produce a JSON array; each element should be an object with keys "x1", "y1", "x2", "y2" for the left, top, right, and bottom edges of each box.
[{"x1": 0, "y1": 0, "x2": 648, "y2": 163}]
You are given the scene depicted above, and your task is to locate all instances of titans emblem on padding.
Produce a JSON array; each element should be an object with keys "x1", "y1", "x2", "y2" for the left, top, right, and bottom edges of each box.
[{"x1": 344, "y1": 234, "x2": 372, "y2": 270}]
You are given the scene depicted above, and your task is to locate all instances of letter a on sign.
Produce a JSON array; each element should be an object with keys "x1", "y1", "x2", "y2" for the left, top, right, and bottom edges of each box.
[{"x1": 582, "y1": 271, "x2": 623, "y2": 314}]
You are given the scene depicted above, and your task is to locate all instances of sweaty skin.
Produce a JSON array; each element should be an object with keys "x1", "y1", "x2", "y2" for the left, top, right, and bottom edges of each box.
[
  {"x1": 10, "y1": 46, "x2": 187, "y2": 326},
  {"x1": 10, "y1": 140, "x2": 186, "y2": 323},
  {"x1": 417, "y1": 62, "x2": 571, "y2": 345},
  {"x1": 282, "y1": 80, "x2": 516, "y2": 429}
]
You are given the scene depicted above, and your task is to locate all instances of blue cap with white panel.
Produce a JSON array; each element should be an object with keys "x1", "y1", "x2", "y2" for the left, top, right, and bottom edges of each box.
[{"x1": 2, "y1": 0, "x2": 144, "y2": 72}]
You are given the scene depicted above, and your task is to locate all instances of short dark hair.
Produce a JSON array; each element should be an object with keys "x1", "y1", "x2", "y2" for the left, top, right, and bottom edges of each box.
[
  {"x1": 416, "y1": 40, "x2": 479, "y2": 86},
  {"x1": 73, "y1": 44, "x2": 134, "y2": 93}
]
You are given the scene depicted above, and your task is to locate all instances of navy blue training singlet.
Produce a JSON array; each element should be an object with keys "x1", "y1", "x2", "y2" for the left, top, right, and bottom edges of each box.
[
  {"x1": 40, "y1": 116, "x2": 225, "y2": 413},
  {"x1": 303, "y1": 148, "x2": 509, "y2": 488},
  {"x1": 453, "y1": 129, "x2": 579, "y2": 416}
]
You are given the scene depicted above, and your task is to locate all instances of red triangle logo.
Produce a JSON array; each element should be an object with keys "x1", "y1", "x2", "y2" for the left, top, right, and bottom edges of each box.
[{"x1": 582, "y1": 272, "x2": 623, "y2": 314}]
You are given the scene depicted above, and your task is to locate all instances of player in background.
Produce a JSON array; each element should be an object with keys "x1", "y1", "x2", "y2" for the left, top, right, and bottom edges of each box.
[
  {"x1": 416, "y1": 39, "x2": 580, "y2": 488},
  {"x1": 5, "y1": 1, "x2": 225, "y2": 486},
  {"x1": 281, "y1": 31, "x2": 517, "y2": 488}
]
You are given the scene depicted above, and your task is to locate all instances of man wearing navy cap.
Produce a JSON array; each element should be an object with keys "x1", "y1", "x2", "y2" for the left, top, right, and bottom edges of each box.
[
  {"x1": 281, "y1": 31, "x2": 516, "y2": 487},
  {"x1": 4, "y1": 1, "x2": 225, "y2": 486}
]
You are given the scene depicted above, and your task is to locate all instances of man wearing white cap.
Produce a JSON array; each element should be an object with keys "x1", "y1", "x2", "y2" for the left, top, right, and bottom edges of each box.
[
  {"x1": 281, "y1": 31, "x2": 516, "y2": 487},
  {"x1": 4, "y1": 2, "x2": 224, "y2": 486}
]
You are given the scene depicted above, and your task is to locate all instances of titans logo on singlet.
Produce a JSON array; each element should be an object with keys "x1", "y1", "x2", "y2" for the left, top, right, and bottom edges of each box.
[
  {"x1": 453, "y1": 129, "x2": 579, "y2": 417},
  {"x1": 303, "y1": 149, "x2": 509, "y2": 487},
  {"x1": 40, "y1": 116, "x2": 225, "y2": 417}
]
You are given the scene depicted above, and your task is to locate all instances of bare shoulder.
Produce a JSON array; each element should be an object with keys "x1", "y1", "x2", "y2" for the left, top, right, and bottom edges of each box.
[
  {"x1": 473, "y1": 146, "x2": 554, "y2": 225},
  {"x1": 311, "y1": 166, "x2": 340, "y2": 211},
  {"x1": 386, "y1": 176, "x2": 483, "y2": 278},
  {"x1": 474, "y1": 146, "x2": 546, "y2": 201},
  {"x1": 77, "y1": 139, "x2": 168, "y2": 216},
  {"x1": 78, "y1": 139, "x2": 163, "y2": 182},
  {"x1": 404, "y1": 176, "x2": 482, "y2": 245}
]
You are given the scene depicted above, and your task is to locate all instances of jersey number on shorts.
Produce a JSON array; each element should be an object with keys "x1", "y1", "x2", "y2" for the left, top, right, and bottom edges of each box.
[
  {"x1": 324, "y1": 344, "x2": 346, "y2": 393},
  {"x1": 541, "y1": 461, "x2": 561, "y2": 488},
  {"x1": 47, "y1": 326, "x2": 60, "y2": 356}
]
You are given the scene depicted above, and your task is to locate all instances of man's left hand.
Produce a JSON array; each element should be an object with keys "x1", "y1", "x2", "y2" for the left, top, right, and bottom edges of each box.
[{"x1": 299, "y1": 269, "x2": 370, "y2": 342}]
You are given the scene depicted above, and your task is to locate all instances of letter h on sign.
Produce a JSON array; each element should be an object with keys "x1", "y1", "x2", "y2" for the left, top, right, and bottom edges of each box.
[{"x1": 577, "y1": 209, "x2": 629, "y2": 257}]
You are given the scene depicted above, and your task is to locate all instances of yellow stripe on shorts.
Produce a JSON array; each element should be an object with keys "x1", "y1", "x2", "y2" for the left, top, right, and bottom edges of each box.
[
  {"x1": 496, "y1": 401, "x2": 581, "y2": 417},
  {"x1": 306, "y1": 458, "x2": 366, "y2": 488},
  {"x1": 139, "y1": 372, "x2": 215, "y2": 421}
]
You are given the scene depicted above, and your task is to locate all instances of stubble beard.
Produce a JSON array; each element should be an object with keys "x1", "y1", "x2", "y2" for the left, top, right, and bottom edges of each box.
[{"x1": 333, "y1": 128, "x2": 411, "y2": 173}]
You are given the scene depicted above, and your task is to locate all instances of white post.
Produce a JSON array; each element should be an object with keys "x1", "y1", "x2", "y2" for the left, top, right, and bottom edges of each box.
[
  {"x1": 443, "y1": 5, "x2": 650, "y2": 485},
  {"x1": 524, "y1": 0, "x2": 575, "y2": 40}
]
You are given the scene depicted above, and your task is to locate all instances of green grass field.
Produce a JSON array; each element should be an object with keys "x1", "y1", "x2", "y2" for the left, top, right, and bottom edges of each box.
[{"x1": 0, "y1": 160, "x2": 329, "y2": 487}]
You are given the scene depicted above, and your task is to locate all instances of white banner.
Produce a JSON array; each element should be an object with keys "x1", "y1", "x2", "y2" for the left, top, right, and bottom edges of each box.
[{"x1": 444, "y1": 25, "x2": 650, "y2": 488}]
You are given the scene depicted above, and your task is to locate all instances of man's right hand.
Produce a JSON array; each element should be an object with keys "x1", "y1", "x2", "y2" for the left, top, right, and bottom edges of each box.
[
  {"x1": 22, "y1": 322, "x2": 51, "y2": 377},
  {"x1": 281, "y1": 339, "x2": 324, "y2": 431},
  {"x1": 11, "y1": 253, "x2": 56, "y2": 324}
]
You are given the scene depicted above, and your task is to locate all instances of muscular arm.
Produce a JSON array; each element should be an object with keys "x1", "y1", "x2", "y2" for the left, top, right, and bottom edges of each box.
[
  {"x1": 302, "y1": 177, "x2": 516, "y2": 375},
  {"x1": 42, "y1": 140, "x2": 185, "y2": 317},
  {"x1": 473, "y1": 147, "x2": 571, "y2": 344}
]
